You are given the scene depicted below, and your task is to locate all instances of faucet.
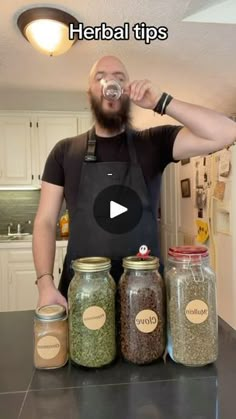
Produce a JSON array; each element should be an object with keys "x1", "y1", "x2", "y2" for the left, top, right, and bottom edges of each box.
[
  {"x1": 7, "y1": 222, "x2": 27, "y2": 236},
  {"x1": 7, "y1": 223, "x2": 13, "y2": 235}
]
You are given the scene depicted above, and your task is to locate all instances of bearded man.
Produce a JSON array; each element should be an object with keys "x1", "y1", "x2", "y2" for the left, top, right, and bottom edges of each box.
[{"x1": 33, "y1": 55, "x2": 236, "y2": 309}]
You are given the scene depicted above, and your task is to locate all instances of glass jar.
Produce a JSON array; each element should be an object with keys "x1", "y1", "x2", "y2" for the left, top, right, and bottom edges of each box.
[
  {"x1": 118, "y1": 256, "x2": 165, "y2": 364},
  {"x1": 165, "y1": 245, "x2": 218, "y2": 366},
  {"x1": 34, "y1": 304, "x2": 68, "y2": 369},
  {"x1": 68, "y1": 257, "x2": 116, "y2": 368},
  {"x1": 101, "y1": 79, "x2": 123, "y2": 101}
]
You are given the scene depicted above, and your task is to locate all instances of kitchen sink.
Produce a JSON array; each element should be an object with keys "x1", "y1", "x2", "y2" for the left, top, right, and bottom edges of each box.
[
  {"x1": 11, "y1": 234, "x2": 33, "y2": 241},
  {"x1": 0, "y1": 233, "x2": 32, "y2": 242},
  {"x1": 0, "y1": 235, "x2": 13, "y2": 242}
]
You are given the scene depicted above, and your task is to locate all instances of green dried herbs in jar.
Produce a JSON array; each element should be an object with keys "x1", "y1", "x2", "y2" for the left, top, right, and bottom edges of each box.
[
  {"x1": 165, "y1": 246, "x2": 218, "y2": 367},
  {"x1": 68, "y1": 257, "x2": 116, "y2": 368}
]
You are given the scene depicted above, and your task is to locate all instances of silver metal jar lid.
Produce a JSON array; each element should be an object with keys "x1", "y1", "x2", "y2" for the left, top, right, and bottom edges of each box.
[{"x1": 35, "y1": 304, "x2": 67, "y2": 321}]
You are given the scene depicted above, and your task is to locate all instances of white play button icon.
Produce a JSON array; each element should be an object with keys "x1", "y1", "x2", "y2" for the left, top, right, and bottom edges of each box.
[
  {"x1": 93, "y1": 185, "x2": 143, "y2": 234},
  {"x1": 110, "y1": 201, "x2": 128, "y2": 219}
]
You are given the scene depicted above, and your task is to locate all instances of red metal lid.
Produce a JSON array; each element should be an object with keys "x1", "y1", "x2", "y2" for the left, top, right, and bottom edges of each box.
[{"x1": 168, "y1": 245, "x2": 209, "y2": 260}]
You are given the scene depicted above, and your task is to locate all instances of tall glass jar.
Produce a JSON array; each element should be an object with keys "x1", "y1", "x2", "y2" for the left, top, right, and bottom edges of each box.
[
  {"x1": 118, "y1": 256, "x2": 165, "y2": 364},
  {"x1": 165, "y1": 246, "x2": 218, "y2": 366},
  {"x1": 68, "y1": 257, "x2": 116, "y2": 368}
]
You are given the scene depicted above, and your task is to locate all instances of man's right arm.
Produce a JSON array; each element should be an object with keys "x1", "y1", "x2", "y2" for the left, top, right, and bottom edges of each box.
[{"x1": 32, "y1": 181, "x2": 67, "y2": 309}]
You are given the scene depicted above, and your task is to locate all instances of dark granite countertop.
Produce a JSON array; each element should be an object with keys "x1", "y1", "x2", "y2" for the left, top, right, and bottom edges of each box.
[{"x1": 0, "y1": 311, "x2": 236, "y2": 419}]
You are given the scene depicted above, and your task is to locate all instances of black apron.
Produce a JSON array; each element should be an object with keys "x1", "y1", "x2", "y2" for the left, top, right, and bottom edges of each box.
[{"x1": 59, "y1": 127, "x2": 159, "y2": 298}]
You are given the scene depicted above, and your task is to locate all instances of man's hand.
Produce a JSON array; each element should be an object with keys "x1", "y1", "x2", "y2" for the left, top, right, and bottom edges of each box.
[
  {"x1": 37, "y1": 279, "x2": 68, "y2": 311},
  {"x1": 125, "y1": 80, "x2": 162, "y2": 110}
]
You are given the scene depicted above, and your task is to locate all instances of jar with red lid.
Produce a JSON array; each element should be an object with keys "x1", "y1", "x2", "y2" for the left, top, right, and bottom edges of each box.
[{"x1": 165, "y1": 245, "x2": 218, "y2": 367}]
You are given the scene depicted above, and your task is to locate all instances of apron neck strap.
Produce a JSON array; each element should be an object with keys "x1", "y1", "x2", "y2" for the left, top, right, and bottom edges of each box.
[
  {"x1": 84, "y1": 127, "x2": 97, "y2": 161},
  {"x1": 126, "y1": 128, "x2": 138, "y2": 164},
  {"x1": 84, "y1": 126, "x2": 138, "y2": 164}
]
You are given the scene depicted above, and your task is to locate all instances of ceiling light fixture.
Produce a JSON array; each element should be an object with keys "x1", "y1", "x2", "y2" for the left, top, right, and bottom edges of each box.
[{"x1": 17, "y1": 7, "x2": 79, "y2": 56}]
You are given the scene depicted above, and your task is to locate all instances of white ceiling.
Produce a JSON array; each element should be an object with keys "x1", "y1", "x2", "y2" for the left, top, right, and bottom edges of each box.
[
  {"x1": 0, "y1": 0, "x2": 236, "y2": 115},
  {"x1": 183, "y1": 0, "x2": 236, "y2": 24}
]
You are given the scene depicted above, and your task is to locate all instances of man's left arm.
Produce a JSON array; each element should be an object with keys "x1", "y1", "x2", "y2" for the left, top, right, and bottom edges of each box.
[
  {"x1": 166, "y1": 99, "x2": 236, "y2": 160},
  {"x1": 127, "y1": 80, "x2": 236, "y2": 160}
]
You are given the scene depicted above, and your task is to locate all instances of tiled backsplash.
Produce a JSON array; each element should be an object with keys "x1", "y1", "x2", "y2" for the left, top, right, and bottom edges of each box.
[
  {"x1": 0, "y1": 191, "x2": 40, "y2": 234},
  {"x1": 0, "y1": 191, "x2": 65, "y2": 235}
]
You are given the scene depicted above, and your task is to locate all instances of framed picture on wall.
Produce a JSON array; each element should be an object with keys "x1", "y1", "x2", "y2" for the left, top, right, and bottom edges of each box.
[{"x1": 181, "y1": 178, "x2": 191, "y2": 198}]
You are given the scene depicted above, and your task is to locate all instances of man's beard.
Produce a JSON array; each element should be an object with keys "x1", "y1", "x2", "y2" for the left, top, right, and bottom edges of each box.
[{"x1": 88, "y1": 90, "x2": 131, "y2": 131}]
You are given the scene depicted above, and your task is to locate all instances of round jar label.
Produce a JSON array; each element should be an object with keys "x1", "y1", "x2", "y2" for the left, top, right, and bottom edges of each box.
[
  {"x1": 185, "y1": 300, "x2": 209, "y2": 324},
  {"x1": 83, "y1": 306, "x2": 106, "y2": 330},
  {"x1": 135, "y1": 309, "x2": 158, "y2": 333},
  {"x1": 37, "y1": 336, "x2": 61, "y2": 359}
]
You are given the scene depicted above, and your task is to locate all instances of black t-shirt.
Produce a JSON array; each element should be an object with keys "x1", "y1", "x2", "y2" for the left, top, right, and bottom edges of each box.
[{"x1": 42, "y1": 125, "x2": 182, "y2": 214}]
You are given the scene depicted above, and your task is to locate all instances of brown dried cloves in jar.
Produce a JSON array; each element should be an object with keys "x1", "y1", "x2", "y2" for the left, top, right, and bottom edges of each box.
[
  {"x1": 118, "y1": 256, "x2": 166, "y2": 364},
  {"x1": 34, "y1": 304, "x2": 68, "y2": 369}
]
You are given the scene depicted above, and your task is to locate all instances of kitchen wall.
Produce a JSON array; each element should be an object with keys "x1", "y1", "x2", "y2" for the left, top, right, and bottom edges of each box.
[
  {"x1": 177, "y1": 146, "x2": 236, "y2": 330},
  {"x1": 0, "y1": 191, "x2": 40, "y2": 234},
  {"x1": 178, "y1": 153, "x2": 214, "y2": 245},
  {"x1": 0, "y1": 190, "x2": 66, "y2": 235},
  {"x1": 0, "y1": 89, "x2": 89, "y2": 112}
]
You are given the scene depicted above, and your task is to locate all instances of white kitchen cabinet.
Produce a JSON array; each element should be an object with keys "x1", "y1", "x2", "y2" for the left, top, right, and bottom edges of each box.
[
  {"x1": 0, "y1": 116, "x2": 33, "y2": 186},
  {"x1": 62, "y1": 246, "x2": 67, "y2": 261},
  {"x1": 0, "y1": 243, "x2": 67, "y2": 312},
  {"x1": 0, "y1": 111, "x2": 92, "y2": 187},
  {"x1": 78, "y1": 113, "x2": 92, "y2": 134},
  {"x1": 37, "y1": 112, "x2": 92, "y2": 179},
  {"x1": 37, "y1": 116, "x2": 78, "y2": 178}
]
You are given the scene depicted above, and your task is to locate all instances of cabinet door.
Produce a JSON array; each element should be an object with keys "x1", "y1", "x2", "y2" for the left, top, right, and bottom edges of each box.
[
  {"x1": 0, "y1": 117, "x2": 33, "y2": 185},
  {"x1": 78, "y1": 113, "x2": 92, "y2": 134},
  {"x1": 62, "y1": 246, "x2": 67, "y2": 261},
  {"x1": 6, "y1": 248, "x2": 61, "y2": 311},
  {"x1": 37, "y1": 117, "x2": 78, "y2": 178},
  {"x1": 7, "y1": 261, "x2": 38, "y2": 311}
]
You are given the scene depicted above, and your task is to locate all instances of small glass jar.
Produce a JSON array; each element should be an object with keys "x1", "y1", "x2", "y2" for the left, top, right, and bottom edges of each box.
[
  {"x1": 118, "y1": 256, "x2": 166, "y2": 364},
  {"x1": 34, "y1": 304, "x2": 68, "y2": 369},
  {"x1": 165, "y1": 245, "x2": 218, "y2": 367},
  {"x1": 68, "y1": 257, "x2": 116, "y2": 368},
  {"x1": 101, "y1": 79, "x2": 123, "y2": 101}
]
